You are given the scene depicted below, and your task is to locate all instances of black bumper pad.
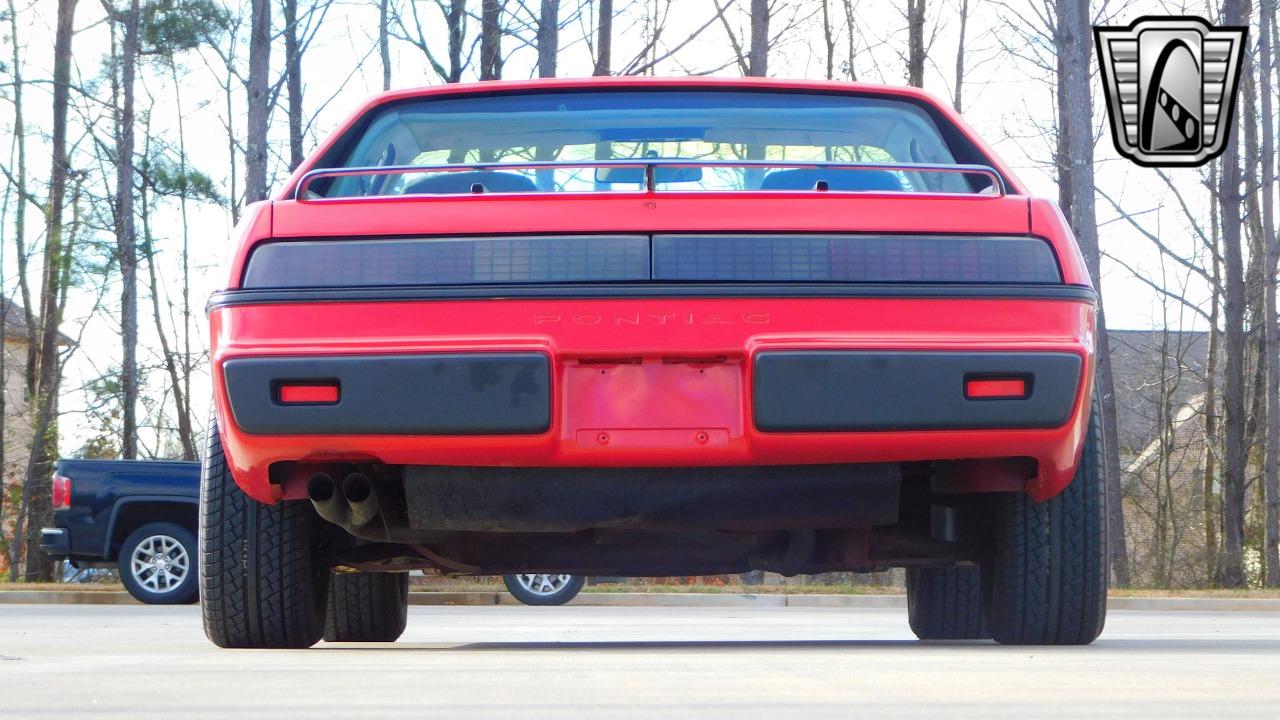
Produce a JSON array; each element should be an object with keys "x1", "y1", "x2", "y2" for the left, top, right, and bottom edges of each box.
[
  {"x1": 223, "y1": 353, "x2": 551, "y2": 435},
  {"x1": 753, "y1": 351, "x2": 1081, "y2": 432}
]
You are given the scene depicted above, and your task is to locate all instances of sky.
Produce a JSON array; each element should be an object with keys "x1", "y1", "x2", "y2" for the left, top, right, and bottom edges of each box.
[{"x1": 1, "y1": 0, "x2": 1240, "y2": 454}]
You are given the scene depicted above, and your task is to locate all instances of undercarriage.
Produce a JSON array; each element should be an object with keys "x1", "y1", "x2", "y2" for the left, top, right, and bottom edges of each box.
[{"x1": 299, "y1": 460, "x2": 1002, "y2": 577}]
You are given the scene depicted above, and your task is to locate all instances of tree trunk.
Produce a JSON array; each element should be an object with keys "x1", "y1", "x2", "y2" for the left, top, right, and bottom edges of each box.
[
  {"x1": 747, "y1": 0, "x2": 777, "y2": 575},
  {"x1": 1260, "y1": 0, "x2": 1279, "y2": 587},
  {"x1": 534, "y1": 0, "x2": 559, "y2": 190},
  {"x1": 115, "y1": 0, "x2": 141, "y2": 461},
  {"x1": 1206, "y1": 183, "x2": 1222, "y2": 584},
  {"x1": 821, "y1": 0, "x2": 835, "y2": 80},
  {"x1": 140, "y1": 177, "x2": 196, "y2": 461},
  {"x1": 841, "y1": 0, "x2": 858, "y2": 81},
  {"x1": 379, "y1": 0, "x2": 392, "y2": 90},
  {"x1": 1218, "y1": 0, "x2": 1249, "y2": 590},
  {"x1": 9, "y1": 0, "x2": 77, "y2": 581},
  {"x1": 6, "y1": 0, "x2": 36, "y2": 400},
  {"x1": 1057, "y1": 0, "x2": 1129, "y2": 585},
  {"x1": 447, "y1": 0, "x2": 465, "y2": 83},
  {"x1": 592, "y1": 0, "x2": 612, "y2": 184},
  {"x1": 170, "y1": 62, "x2": 196, "y2": 461},
  {"x1": 536, "y1": 0, "x2": 559, "y2": 79},
  {"x1": 593, "y1": 0, "x2": 612, "y2": 76},
  {"x1": 906, "y1": 0, "x2": 925, "y2": 87},
  {"x1": 954, "y1": 0, "x2": 968, "y2": 112},
  {"x1": 245, "y1": 0, "x2": 271, "y2": 203},
  {"x1": 480, "y1": 0, "x2": 503, "y2": 81},
  {"x1": 224, "y1": 63, "x2": 239, "y2": 223},
  {"x1": 0, "y1": 0, "x2": 19, "y2": 558},
  {"x1": 748, "y1": 0, "x2": 769, "y2": 77},
  {"x1": 285, "y1": 0, "x2": 304, "y2": 171}
]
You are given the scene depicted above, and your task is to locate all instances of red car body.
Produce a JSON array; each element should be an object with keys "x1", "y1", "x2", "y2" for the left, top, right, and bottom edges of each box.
[
  {"x1": 212, "y1": 77, "x2": 1095, "y2": 504},
  {"x1": 209, "y1": 76, "x2": 1100, "y2": 580},
  {"x1": 202, "y1": 77, "x2": 1110, "y2": 648}
]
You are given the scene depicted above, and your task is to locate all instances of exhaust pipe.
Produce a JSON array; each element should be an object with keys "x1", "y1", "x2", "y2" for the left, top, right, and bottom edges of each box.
[
  {"x1": 307, "y1": 473, "x2": 347, "y2": 526},
  {"x1": 342, "y1": 472, "x2": 379, "y2": 528}
]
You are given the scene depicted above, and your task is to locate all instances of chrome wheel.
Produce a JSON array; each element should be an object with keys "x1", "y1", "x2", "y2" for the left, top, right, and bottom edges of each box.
[
  {"x1": 514, "y1": 573, "x2": 574, "y2": 597},
  {"x1": 129, "y1": 534, "x2": 189, "y2": 594}
]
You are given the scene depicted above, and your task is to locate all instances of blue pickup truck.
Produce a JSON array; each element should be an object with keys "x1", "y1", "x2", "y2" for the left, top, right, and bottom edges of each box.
[{"x1": 40, "y1": 459, "x2": 201, "y2": 604}]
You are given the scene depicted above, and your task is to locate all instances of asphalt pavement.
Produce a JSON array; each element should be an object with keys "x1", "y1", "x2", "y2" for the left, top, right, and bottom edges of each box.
[{"x1": 2, "y1": 603, "x2": 1277, "y2": 719}]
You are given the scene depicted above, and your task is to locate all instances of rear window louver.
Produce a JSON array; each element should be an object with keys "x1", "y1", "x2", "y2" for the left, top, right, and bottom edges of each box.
[{"x1": 241, "y1": 234, "x2": 1061, "y2": 289}]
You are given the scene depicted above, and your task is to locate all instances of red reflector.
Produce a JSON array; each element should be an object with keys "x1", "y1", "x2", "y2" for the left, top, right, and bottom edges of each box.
[
  {"x1": 52, "y1": 474, "x2": 72, "y2": 510},
  {"x1": 965, "y1": 378, "x2": 1027, "y2": 399},
  {"x1": 278, "y1": 384, "x2": 339, "y2": 404}
]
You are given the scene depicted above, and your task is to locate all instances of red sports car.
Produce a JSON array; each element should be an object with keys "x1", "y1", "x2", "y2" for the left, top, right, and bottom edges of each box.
[{"x1": 201, "y1": 77, "x2": 1105, "y2": 648}]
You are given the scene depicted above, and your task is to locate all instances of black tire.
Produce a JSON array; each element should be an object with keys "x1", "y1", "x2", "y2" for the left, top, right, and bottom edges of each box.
[
  {"x1": 324, "y1": 571, "x2": 409, "y2": 642},
  {"x1": 200, "y1": 420, "x2": 329, "y2": 649},
  {"x1": 503, "y1": 574, "x2": 586, "y2": 606},
  {"x1": 906, "y1": 565, "x2": 988, "y2": 640},
  {"x1": 118, "y1": 522, "x2": 199, "y2": 605},
  {"x1": 983, "y1": 399, "x2": 1108, "y2": 645}
]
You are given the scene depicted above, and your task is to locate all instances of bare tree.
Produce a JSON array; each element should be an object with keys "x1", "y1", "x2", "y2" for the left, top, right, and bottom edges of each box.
[
  {"x1": 841, "y1": 0, "x2": 858, "y2": 81},
  {"x1": 5, "y1": 0, "x2": 34, "y2": 365},
  {"x1": 1056, "y1": 0, "x2": 1129, "y2": 585},
  {"x1": 101, "y1": 0, "x2": 142, "y2": 460},
  {"x1": 536, "y1": 0, "x2": 559, "y2": 77},
  {"x1": 1218, "y1": 0, "x2": 1249, "y2": 590},
  {"x1": 481, "y1": 0, "x2": 503, "y2": 80},
  {"x1": 379, "y1": 0, "x2": 392, "y2": 90},
  {"x1": 1, "y1": 0, "x2": 26, "y2": 550},
  {"x1": 244, "y1": 0, "x2": 271, "y2": 203},
  {"x1": 1206, "y1": 166, "x2": 1223, "y2": 584},
  {"x1": 749, "y1": 0, "x2": 769, "y2": 76},
  {"x1": 1259, "y1": 0, "x2": 1279, "y2": 588},
  {"x1": 284, "y1": 0, "x2": 303, "y2": 170},
  {"x1": 821, "y1": 0, "x2": 836, "y2": 79},
  {"x1": 954, "y1": 0, "x2": 969, "y2": 111},
  {"x1": 9, "y1": 0, "x2": 79, "y2": 581},
  {"x1": 389, "y1": 0, "x2": 468, "y2": 84},
  {"x1": 906, "y1": 0, "x2": 925, "y2": 86},
  {"x1": 593, "y1": 0, "x2": 611, "y2": 76}
]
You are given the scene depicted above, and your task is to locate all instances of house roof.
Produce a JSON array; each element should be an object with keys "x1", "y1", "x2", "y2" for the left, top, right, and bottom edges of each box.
[
  {"x1": 1107, "y1": 329, "x2": 1211, "y2": 456},
  {"x1": 1, "y1": 301, "x2": 71, "y2": 345}
]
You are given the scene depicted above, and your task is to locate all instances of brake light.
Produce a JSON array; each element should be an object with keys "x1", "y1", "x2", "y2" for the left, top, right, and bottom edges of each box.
[
  {"x1": 965, "y1": 377, "x2": 1029, "y2": 399},
  {"x1": 51, "y1": 474, "x2": 72, "y2": 510}
]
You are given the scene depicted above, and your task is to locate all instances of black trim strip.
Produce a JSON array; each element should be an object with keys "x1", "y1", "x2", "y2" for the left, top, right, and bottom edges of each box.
[
  {"x1": 753, "y1": 351, "x2": 1083, "y2": 432},
  {"x1": 208, "y1": 283, "x2": 1097, "y2": 311},
  {"x1": 224, "y1": 353, "x2": 552, "y2": 436}
]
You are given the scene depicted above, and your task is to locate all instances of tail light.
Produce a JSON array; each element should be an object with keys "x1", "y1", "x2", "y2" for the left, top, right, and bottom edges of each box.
[
  {"x1": 51, "y1": 473, "x2": 72, "y2": 510},
  {"x1": 965, "y1": 377, "x2": 1029, "y2": 399}
]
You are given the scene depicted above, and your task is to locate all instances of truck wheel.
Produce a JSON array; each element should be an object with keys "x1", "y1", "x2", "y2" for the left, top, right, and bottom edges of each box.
[
  {"x1": 504, "y1": 574, "x2": 586, "y2": 606},
  {"x1": 200, "y1": 420, "x2": 329, "y2": 649},
  {"x1": 983, "y1": 399, "x2": 1108, "y2": 645},
  {"x1": 906, "y1": 565, "x2": 988, "y2": 640},
  {"x1": 324, "y1": 571, "x2": 409, "y2": 642},
  {"x1": 118, "y1": 522, "x2": 199, "y2": 605}
]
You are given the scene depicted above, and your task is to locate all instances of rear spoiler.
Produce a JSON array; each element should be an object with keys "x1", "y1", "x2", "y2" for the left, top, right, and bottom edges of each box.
[{"x1": 292, "y1": 159, "x2": 1006, "y2": 201}]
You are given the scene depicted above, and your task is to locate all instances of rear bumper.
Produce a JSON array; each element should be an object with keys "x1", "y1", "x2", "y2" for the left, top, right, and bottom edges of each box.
[
  {"x1": 39, "y1": 527, "x2": 70, "y2": 557},
  {"x1": 210, "y1": 293, "x2": 1095, "y2": 504},
  {"x1": 222, "y1": 350, "x2": 1079, "y2": 436}
]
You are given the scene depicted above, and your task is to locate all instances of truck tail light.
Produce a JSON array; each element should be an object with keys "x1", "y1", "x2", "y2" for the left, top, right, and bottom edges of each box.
[
  {"x1": 51, "y1": 474, "x2": 72, "y2": 510},
  {"x1": 965, "y1": 377, "x2": 1029, "y2": 400}
]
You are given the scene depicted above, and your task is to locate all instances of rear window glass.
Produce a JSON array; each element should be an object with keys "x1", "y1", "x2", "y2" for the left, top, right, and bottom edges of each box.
[{"x1": 313, "y1": 90, "x2": 984, "y2": 197}]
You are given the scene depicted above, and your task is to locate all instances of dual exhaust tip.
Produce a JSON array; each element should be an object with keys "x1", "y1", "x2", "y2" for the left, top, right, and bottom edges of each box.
[{"x1": 307, "y1": 472, "x2": 378, "y2": 528}]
